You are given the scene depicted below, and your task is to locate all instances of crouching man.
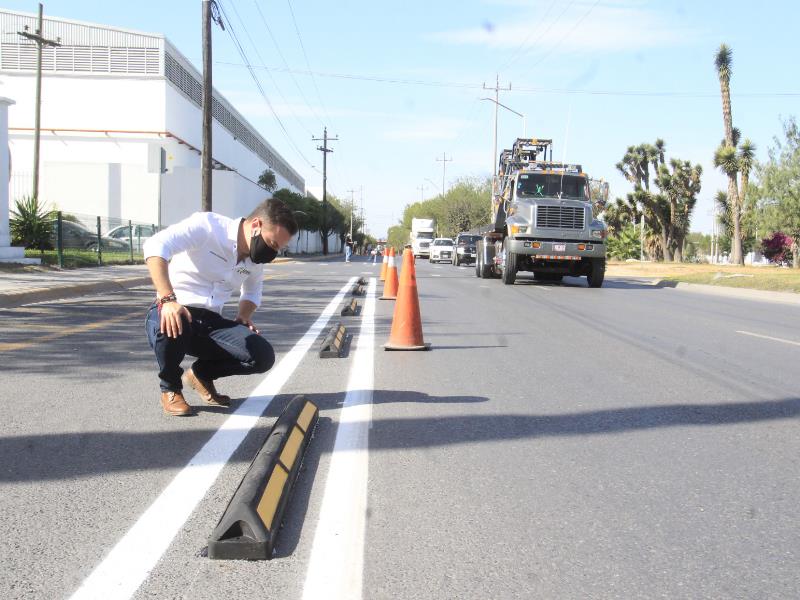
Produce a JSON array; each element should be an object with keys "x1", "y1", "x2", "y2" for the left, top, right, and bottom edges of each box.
[{"x1": 143, "y1": 199, "x2": 297, "y2": 416}]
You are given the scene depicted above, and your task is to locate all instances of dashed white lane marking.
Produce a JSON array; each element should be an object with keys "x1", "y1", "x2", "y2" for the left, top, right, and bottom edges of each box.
[
  {"x1": 302, "y1": 278, "x2": 376, "y2": 600},
  {"x1": 532, "y1": 285, "x2": 553, "y2": 291},
  {"x1": 69, "y1": 278, "x2": 357, "y2": 600},
  {"x1": 736, "y1": 330, "x2": 800, "y2": 347},
  {"x1": 431, "y1": 274, "x2": 441, "y2": 277}
]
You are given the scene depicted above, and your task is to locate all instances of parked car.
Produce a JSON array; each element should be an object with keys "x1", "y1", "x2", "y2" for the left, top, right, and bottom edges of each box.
[
  {"x1": 429, "y1": 238, "x2": 455, "y2": 263},
  {"x1": 51, "y1": 220, "x2": 130, "y2": 251},
  {"x1": 452, "y1": 233, "x2": 481, "y2": 266},
  {"x1": 106, "y1": 224, "x2": 156, "y2": 252}
]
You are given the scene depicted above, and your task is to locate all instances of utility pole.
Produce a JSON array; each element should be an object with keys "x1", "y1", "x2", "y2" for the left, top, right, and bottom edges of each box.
[
  {"x1": 201, "y1": 0, "x2": 213, "y2": 211},
  {"x1": 417, "y1": 184, "x2": 425, "y2": 202},
  {"x1": 17, "y1": 3, "x2": 60, "y2": 201},
  {"x1": 346, "y1": 188, "x2": 356, "y2": 240},
  {"x1": 483, "y1": 74, "x2": 511, "y2": 199},
  {"x1": 436, "y1": 152, "x2": 452, "y2": 196},
  {"x1": 313, "y1": 127, "x2": 338, "y2": 254}
]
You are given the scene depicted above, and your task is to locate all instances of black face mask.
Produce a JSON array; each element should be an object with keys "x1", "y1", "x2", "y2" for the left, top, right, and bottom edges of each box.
[{"x1": 250, "y1": 230, "x2": 278, "y2": 264}]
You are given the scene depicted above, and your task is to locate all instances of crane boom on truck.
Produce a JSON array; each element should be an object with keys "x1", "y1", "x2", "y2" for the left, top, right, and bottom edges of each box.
[{"x1": 475, "y1": 137, "x2": 607, "y2": 287}]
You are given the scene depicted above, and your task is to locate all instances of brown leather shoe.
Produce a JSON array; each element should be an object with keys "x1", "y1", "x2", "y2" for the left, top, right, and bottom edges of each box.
[
  {"x1": 182, "y1": 368, "x2": 231, "y2": 407},
  {"x1": 161, "y1": 391, "x2": 194, "y2": 416}
]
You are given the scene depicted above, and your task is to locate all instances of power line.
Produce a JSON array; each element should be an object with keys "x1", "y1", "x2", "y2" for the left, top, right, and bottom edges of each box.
[
  {"x1": 502, "y1": 0, "x2": 579, "y2": 74},
  {"x1": 215, "y1": 1, "x2": 315, "y2": 169},
  {"x1": 224, "y1": 0, "x2": 313, "y2": 137},
  {"x1": 215, "y1": 61, "x2": 800, "y2": 98},
  {"x1": 496, "y1": 0, "x2": 558, "y2": 72},
  {"x1": 251, "y1": 0, "x2": 324, "y2": 129},
  {"x1": 525, "y1": 0, "x2": 601, "y2": 73},
  {"x1": 285, "y1": 0, "x2": 333, "y2": 128}
]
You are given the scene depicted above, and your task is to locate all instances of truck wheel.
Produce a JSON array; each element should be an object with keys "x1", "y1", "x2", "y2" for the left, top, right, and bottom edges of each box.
[
  {"x1": 587, "y1": 258, "x2": 606, "y2": 288},
  {"x1": 501, "y1": 240, "x2": 517, "y2": 285}
]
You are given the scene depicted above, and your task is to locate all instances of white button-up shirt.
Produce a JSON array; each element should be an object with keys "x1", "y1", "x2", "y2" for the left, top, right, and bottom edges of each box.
[{"x1": 143, "y1": 212, "x2": 264, "y2": 314}]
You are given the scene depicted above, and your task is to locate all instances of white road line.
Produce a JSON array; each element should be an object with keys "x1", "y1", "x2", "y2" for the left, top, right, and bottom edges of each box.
[
  {"x1": 736, "y1": 330, "x2": 800, "y2": 347},
  {"x1": 302, "y1": 278, "x2": 376, "y2": 600},
  {"x1": 431, "y1": 274, "x2": 441, "y2": 277},
  {"x1": 69, "y1": 278, "x2": 357, "y2": 600}
]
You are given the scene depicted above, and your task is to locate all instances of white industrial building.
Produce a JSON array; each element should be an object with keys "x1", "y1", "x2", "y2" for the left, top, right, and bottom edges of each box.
[{"x1": 0, "y1": 9, "x2": 330, "y2": 252}]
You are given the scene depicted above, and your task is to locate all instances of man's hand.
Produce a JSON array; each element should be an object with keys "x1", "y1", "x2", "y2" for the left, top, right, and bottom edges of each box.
[
  {"x1": 160, "y1": 302, "x2": 192, "y2": 338},
  {"x1": 235, "y1": 315, "x2": 260, "y2": 334}
]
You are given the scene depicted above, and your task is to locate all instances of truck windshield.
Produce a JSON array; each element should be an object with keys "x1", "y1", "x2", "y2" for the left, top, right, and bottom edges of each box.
[
  {"x1": 516, "y1": 174, "x2": 588, "y2": 200},
  {"x1": 416, "y1": 232, "x2": 434, "y2": 239}
]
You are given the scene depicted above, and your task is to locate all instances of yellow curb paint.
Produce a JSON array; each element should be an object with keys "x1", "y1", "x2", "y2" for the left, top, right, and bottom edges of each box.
[
  {"x1": 279, "y1": 426, "x2": 305, "y2": 471},
  {"x1": 296, "y1": 401, "x2": 317, "y2": 433},
  {"x1": 256, "y1": 464, "x2": 288, "y2": 530}
]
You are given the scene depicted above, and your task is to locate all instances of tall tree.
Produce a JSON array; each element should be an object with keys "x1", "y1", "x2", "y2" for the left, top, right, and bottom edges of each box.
[
  {"x1": 759, "y1": 117, "x2": 800, "y2": 268},
  {"x1": 257, "y1": 169, "x2": 277, "y2": 192},
  {"x1": 715, "y1": 44, "x2": 743, "y2": 264},
  {"x1": 656, "y1": 159, "x2": 703, "y2": 262}
]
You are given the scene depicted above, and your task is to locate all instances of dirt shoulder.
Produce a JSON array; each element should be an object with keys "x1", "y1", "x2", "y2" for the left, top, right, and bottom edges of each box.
[{"x1": 606, "y1": 262, "x2": 800, "y2": 294}]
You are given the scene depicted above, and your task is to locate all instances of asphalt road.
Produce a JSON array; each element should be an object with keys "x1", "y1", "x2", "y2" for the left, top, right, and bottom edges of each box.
[{"x1": 1, "y1": 255, "x2": 798, "y2": 599}]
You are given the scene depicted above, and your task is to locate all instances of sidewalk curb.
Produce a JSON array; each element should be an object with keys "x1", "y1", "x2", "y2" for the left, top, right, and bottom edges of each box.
[
  {"x1": 0, "y1": 276, "x2": 152, "y2": 309},
  {"x1": 0, "y1": 253, "x2": 346, "y2": 308},
  {"x1": 672, "y1": 281, "x2": 800, "y2": 306}
]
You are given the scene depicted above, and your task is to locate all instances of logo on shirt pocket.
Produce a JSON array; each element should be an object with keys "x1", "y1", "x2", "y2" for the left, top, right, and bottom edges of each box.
[{"x1": 235, "y1": 266, "x2": 251, "y2": 275}]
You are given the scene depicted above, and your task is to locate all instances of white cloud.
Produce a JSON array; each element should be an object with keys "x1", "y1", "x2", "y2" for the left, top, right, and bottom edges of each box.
[{"x1": 429, "y1": 1, "x2": 695, "y2": 54}]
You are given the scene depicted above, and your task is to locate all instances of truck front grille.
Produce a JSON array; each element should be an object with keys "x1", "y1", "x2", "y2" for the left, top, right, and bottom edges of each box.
[{"x1": 536, "y1": 206, "x2": 585, "y2": 230}]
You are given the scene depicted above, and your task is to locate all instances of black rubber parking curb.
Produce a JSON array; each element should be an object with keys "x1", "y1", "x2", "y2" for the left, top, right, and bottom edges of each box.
[
  {"x1": 208, "y1": 395, "x2": 319, "y2": 560},
  {"x1": 0, "y1": 276, "x2": 152, "y2": 308}
]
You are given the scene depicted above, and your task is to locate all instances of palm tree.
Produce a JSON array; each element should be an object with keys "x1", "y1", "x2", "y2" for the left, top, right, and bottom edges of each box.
[
  {"x1": 715, "y1": 45, "x2": 735, "y2": 146},
  {"x1": 715, "y1": 44, "x2": 743, "y2": 264},
  {"x1": 738, "y1": 139, "x2": 756, "y2": 208}
]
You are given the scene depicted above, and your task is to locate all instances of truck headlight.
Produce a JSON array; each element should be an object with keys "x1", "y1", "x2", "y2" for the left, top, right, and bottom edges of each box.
[
  {"x1": 510, "y1": 225, "x2": 528, "y2": 235},
  {"x1": 591, "y1": 229, "x2": 606, "y2": 240}
]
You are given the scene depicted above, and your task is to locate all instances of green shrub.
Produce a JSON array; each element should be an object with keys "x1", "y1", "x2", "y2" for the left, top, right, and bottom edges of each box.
[{"x1": 10, "y1": 196, "x2": 55, "y2": 251}]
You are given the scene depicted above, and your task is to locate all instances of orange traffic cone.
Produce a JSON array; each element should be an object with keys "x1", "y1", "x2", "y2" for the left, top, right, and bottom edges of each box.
[
  {"x1": 380, "y1": 247, "x2": 399, "y2": 300},
  {"x1": 384, "y1": 248, "x2": 430, "y2": 351},
  {"x1": 379, "y1": 248, "x2": 389, "y2": 281}
]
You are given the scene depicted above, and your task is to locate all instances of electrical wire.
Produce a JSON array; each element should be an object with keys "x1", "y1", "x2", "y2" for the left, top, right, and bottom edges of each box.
[
  {"x1": 216, "y1": 1, "x2": 316, "y2": 169},
  {"x1": 525, "y1": 0, "x2": 601, "y2": 73},
  {"x1": 224, "y1": 0, "x2": 314, "y2": 138},
  {"x1": 214, "y1": 62, "x2": 800, "y2": 97},
  {"x1": 251, "y1": 0, "x2": 325, "y2": 129},
  {"x1": 285, "y1": 0, "x2": 334, "y2": 128},
  {"x1": 496, "y1": 0, "x2": 558, "y2": 72},
  {"x1": 502, "y1": 0, "x2": 579, "y2": 75}
]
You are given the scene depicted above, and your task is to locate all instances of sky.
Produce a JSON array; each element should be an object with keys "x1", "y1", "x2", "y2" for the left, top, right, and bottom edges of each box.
[{"x1": 3, "y1": 0, "x2": 799, "y2": 237}]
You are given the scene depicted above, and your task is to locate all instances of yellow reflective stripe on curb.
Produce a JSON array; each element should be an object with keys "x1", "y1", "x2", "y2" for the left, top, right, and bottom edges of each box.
[
  {"x1": 296, "y1": 402, "x2": 317, "y2": 433},
  {"x1": 256, "y1": 464, "x2": 288, "y2": 530},
  {"x1": 279, "y1": 426, "x2": 305, "y2": 471}
]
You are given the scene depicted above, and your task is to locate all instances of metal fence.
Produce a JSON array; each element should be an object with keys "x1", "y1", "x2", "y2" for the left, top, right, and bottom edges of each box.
[{"x1": 46, "y1": 211, "x2": 160, "y2": 268}]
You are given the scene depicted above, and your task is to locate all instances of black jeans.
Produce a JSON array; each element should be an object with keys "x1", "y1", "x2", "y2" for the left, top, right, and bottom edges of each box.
[{"x1": 145, "y1": 304, "x2": 275, "y2": 392}]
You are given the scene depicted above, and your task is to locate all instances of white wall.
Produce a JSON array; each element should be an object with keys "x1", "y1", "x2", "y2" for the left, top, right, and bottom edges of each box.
[
  {"x1": 0, "y1": 72, "x2": 166, "y2": 132},
  {"x1": 1, "y1": 72, "x2": 304, "y2": 226}
]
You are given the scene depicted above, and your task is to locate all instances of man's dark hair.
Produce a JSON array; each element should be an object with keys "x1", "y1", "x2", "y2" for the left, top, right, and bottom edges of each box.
[{"x1": 248, "y1": 198, "x2": 298, "y2": 236}]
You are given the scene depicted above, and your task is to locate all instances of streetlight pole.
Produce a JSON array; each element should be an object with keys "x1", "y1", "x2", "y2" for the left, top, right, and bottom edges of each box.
[
  {"x1": 483, "y1": 75, "x2": 511, "y2": 198},
  {"x1": 436, "y1": 152, "x2": 452, "y2": 196}
]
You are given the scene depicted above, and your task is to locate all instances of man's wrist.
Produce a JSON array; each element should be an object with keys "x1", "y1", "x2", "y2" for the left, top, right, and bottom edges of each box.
[{"x1": 157, "y1": 292, "x2": 177, "y2": 305}]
